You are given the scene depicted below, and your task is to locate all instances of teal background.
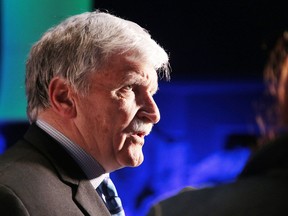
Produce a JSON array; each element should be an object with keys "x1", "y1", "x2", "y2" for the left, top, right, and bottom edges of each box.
[{"x1": 0, "y1": 0, "x2": 92, "y2": 121}]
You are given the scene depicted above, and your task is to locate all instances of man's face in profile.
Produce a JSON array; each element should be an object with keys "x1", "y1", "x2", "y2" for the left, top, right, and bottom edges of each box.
[{"x1": 74, "y1": 54, "x2": 160, "y2": 172}]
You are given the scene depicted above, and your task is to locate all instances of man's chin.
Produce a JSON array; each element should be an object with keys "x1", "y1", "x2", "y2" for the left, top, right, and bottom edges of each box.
[{"x1": 118, "y1": 148, "x2": 144, "y2": 168}]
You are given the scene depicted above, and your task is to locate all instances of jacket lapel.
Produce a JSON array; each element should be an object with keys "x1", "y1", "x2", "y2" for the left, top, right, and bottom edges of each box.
[
  {"x1": 23, "y1": 124, "x2": 110, "y2": 216},
  {"x1": 74, "y1": 180, "x2": 110, "y2": 216}
]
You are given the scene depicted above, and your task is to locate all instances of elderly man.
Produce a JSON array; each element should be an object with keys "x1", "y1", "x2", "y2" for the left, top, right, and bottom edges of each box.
[{"x1": 0, "y1": 11, "x2": 170, "y2": 215}]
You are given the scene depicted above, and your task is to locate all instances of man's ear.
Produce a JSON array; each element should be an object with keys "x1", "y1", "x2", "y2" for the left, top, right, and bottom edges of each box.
[{"x1": 49, "y1": 77, "x2": 77, "y2": 118}]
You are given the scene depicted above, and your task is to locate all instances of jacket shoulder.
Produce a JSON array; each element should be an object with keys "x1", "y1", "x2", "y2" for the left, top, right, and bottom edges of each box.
[{"x1": 0, "y1": 184, "x2": 29, "y2": 216}]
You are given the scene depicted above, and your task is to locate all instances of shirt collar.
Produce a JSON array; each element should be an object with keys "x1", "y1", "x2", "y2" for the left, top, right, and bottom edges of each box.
[{"x1": 36, "y1": 119, "x2": 107, "y2": 189}]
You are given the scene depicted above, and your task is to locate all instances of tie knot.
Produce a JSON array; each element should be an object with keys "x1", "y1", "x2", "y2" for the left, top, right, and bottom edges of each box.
[
  {"x1": 97, "y1": 177, "x2": 125, "y2": 216},
  {"x1": 99, "y1": 177, "x2": 118, "y2": 197}
]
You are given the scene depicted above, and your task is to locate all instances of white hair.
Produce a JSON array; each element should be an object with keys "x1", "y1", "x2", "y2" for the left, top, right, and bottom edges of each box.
[{"x1": 25, "y1": 11, "x2": 170, "y2": 122}]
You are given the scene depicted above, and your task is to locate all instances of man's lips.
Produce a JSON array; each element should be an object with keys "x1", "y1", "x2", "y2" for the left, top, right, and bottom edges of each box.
[
  {"x1": 134, "y1": 131, "x2": 146, "y2": 138},
  {"x1": 130, "y1": 131, "x2": 148, "y2": 145}
]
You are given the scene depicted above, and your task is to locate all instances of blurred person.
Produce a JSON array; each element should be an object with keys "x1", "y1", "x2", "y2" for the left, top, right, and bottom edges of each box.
[
  {"x1": 147, "y1": 32, "x2": 288, "y2": 216},
  {"x1": 0, "y1": 11, "x2": 170, "y2": 215}
]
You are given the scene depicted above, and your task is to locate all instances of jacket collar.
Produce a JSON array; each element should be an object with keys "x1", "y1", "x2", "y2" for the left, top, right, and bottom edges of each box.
[{"x1": 23, "y1": 123, "x2": 110, "y2": 215}]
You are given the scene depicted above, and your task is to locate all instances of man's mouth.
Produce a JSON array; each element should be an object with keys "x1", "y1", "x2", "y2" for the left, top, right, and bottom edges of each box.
[
  {"x1": 135, "y1": 131, "x2": 146, "y2": 138},
  {"x1": 129, "y1": 131, "x2": 148, "y2": 145}
]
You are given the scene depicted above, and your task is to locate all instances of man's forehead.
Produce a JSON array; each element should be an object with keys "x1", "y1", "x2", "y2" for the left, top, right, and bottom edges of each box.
[
  {"x1": 104, "y1": 56, "x2": 158, "y2": 82},
  {"x1": 89, "y1": 62, "x2": 158, "y2": 89}
]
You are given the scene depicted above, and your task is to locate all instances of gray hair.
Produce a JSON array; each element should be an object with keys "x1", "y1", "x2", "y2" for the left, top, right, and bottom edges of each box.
[{"x1": 26, "y1": 11, "x2": 170, "y2": 122}]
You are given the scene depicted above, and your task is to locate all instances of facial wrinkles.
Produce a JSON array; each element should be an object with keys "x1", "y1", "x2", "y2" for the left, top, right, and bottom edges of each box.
[
  {"x1": 126, "y1": 81, "x2": 157, "y2": 137},
  {"x1": 120, "y1": 55, "x2": 158, "y2": 87},
  {"x1": 111, "y1": 71, "x2": 156, "y2": 149},
  {"x1": 133, "y1": 69, "x2": 158, "y2": 94},
  {"x1": 113, "y1": 67, "x2": 157, "y2": 109}
]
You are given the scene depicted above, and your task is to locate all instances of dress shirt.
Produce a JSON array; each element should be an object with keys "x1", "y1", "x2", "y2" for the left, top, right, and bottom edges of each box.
[{"x1": 36, "y1": 119, "x2": 108, "y2": 189}]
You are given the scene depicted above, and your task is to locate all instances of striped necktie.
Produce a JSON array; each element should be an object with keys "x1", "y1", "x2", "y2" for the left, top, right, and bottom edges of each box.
[{"x1": 97, "y1": 177, "x2": 125, "y2": 216}]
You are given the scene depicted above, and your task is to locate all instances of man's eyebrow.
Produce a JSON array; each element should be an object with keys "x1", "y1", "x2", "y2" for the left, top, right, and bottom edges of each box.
[
  {"x1": 119, "y1": 72, "x2": 144, "y2": 84},
  {"x1": 119, "y1": 70, "x2": 159, "y2": 92}
]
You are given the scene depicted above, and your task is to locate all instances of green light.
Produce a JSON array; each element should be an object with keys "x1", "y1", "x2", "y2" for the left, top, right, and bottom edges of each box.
[{"x1": 0, "y1": 0, "x2": 92, "y2": 121}]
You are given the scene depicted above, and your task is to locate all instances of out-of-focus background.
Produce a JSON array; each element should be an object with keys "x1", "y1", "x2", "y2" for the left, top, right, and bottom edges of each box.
[{"x1": 1, "y1": 1, "x2": 287, "y2": 215}]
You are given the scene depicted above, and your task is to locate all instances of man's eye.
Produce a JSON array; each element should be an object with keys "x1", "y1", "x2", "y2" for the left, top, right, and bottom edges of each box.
[{"x1": 123, "y1": 85, "x2": 133, "y2": 91}]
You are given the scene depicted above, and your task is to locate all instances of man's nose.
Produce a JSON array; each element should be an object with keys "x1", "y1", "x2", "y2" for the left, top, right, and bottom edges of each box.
[{"x1": 138, "y1": 94, "x2": 160, "y2": 124}]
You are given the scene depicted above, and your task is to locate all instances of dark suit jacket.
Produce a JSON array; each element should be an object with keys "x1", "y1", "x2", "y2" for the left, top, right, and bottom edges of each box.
[
  {"x1": 0, "y1": 124, "x2": 110, "y2": 216},
  {"x1": 147, "y1": 135, "x2": 288, "y2": 216}
]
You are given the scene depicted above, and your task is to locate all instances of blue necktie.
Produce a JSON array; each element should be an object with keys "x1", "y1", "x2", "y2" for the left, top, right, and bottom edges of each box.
[{"x1": 97, "y1": 177, "x2": 125, "y2": 216}]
